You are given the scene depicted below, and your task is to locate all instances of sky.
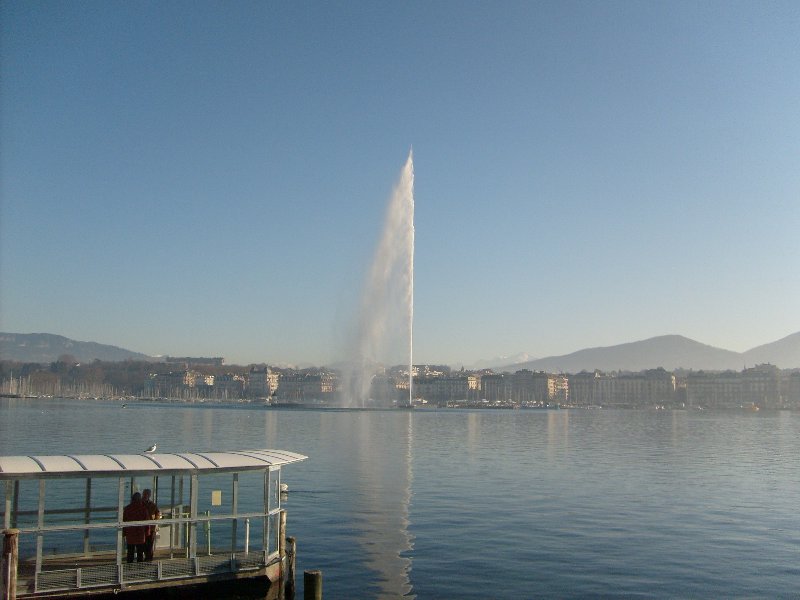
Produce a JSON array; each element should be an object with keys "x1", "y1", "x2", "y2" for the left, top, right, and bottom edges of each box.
[{"x1": 1, "y1": 1, "x2": 799, "y2": 367}]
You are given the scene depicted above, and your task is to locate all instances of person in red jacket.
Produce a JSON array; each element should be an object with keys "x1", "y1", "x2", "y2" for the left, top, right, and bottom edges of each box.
[{"x1": 123, "y1": 492, "x2": 150, "y2": 563}]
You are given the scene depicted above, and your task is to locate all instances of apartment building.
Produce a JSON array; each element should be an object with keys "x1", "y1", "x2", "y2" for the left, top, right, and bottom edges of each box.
[
  {"x1": 413, "y1": 375, "x2": 472, "y2": 405},
  {"x1": 568, "y1": 369, "x2": 675, "y2": 407},
  {"x1": 687, "y1": 364, "x2": 782, "y2": 408},
  {"x1": 214, "y1": 374, "x2": 246, "y2": 400},
  {"x1": 145, "y1": 370, "x2": 199, "y2": 397},
  {"x1": 741, "y1": 363, "x2": 781, "y2": 408},
  {"x1": 686, "y1": 371, "x2": 741, "y2": 408},
  {"x1": 480, "y1": 373, "x2": 510, "y2": 402},
  {"x1": 247, "y1": 366, "x2": 271, "y2": 399},
  {"x1": 510, "y1": 370, "x2": 568, "y2": 404},
  {"x1": 276, "y1": 373, "x2": 336, "y2": 404},
  {"x1": 788, "y1": 372, "x2": 800, "y2": 408}
]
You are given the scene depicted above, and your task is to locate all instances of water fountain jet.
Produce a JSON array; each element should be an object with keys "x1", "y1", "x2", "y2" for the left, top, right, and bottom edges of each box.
[{"x1": 341, "y1": 151, "x2": 414, "y2": 408}]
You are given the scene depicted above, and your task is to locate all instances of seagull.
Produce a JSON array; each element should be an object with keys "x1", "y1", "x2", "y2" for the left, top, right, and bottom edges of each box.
[{"x1": 144, "y1": 444, "x2": 157, "y2": 453}]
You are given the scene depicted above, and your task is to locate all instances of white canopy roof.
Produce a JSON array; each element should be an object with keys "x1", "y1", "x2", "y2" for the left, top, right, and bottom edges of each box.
[{"x1": 0, "y1": 449, "x2": 307, "y2": 479}]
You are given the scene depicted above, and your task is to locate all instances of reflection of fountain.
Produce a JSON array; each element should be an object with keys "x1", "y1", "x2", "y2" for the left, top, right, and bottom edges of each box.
[
  {"x1": 350, "y1": 412, "x2": 415, "y2": 598},
  {"x1": 341, "y1": 151, "x2": 415, "y2": 408}
]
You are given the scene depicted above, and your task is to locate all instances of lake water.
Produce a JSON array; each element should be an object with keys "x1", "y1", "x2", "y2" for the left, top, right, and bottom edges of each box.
[{"x1": 2, "y1": 399, "x2": 800, "y2": 598}]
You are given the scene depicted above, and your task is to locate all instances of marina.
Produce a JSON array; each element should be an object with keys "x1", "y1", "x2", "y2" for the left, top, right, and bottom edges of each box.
[{"x1": 1, "y1": 448, "x2": 306, "y2": 598}]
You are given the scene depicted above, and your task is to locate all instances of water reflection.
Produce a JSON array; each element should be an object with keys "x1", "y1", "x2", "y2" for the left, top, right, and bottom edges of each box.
[
  {"x1": 344, "y1": 412, "x2": 414, "y2": 598},
  {"x1": 546, "y1": 409, "x2": 569, "y2": 461}
]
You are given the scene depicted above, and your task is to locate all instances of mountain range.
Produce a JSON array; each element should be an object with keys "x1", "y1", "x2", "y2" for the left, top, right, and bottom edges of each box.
[
  {"x1": 2, "y1": 331, "x2": 799, "y2": 372},
  {"x1": 0, "y1": 333, "x2": 153, "y2": 364},
  {"x1": 497, "y1": 333, "x2": 800, "y2": 373}
]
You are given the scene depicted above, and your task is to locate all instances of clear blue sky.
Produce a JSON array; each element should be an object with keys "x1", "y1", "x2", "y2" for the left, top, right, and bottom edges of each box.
[{"x1": 2, "y1": 1, "x2": 798, "y2": 366}]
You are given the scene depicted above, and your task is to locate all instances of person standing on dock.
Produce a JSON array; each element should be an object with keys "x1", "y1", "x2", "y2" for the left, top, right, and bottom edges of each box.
[
  {"x1": 142, "y1": 488, "x2": 161, "y2": 561},
  {"x1": 123, "y1": 492, "x2": 150, "y2": 562}
]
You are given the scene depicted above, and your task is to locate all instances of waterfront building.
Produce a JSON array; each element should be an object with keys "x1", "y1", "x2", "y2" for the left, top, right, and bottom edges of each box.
[
  {"x1": 247, "y1": 366, "x2": 271, "y2": 399},
  {"x1": 275, "y1": 372, "x2": 336, "y2": 405},
  {"x1": 550, "y1": 373, "x2": 569, "y2": 404},
  {"x1": 686, "y1": 364, "x2": 781, "y2": 409},
  {"x1": 570, "y1": 369, "x2": 675, "y2": 408},
  {"x1": 480, "y1": 373, "x2": 510, "y2": 403},
  {"x1": 569, "y1": 371, "x2": 598, "y2": 406},
  {"x1": 510, "y1": 370, "x2": 568, "y2": 405},
  {"x1": 214, "y1": 374, "x2": 246, "y2": 400},
  {"x1": 741, "y1": 363, "x2": 781, "y2": 408},
  {"x1": 145, "y1": 370, "x2": 199, "y2": 398},
  {"x1": 787, "y1": 371, "x2": 800, "y2": 408},
  {"x1": 413, "y1": 375, "x2": 471, "y2": 406},
  {"x1": 268, "y1": 369, "x2": 281, "y2": 395},
  {"x1": 686, "y1": 370, "x2": 742, "y2": 408}
]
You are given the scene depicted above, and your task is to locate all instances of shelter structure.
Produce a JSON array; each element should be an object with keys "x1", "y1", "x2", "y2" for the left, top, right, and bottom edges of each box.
[{"x1": 1, "y1": 448, "x2": 307, "y2": 598}]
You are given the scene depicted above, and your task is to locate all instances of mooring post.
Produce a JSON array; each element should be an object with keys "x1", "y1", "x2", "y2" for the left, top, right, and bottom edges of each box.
[
  {"x1": 285, "y1": 536, "x2": 296, "y2": 600},
  {"x1": 279, "y1": 510, "x2": 287, "y2": 557},
  {"x1": 2, "y1": 529, "x2": 20, "y2": 600},
  {"x1": 303, "y1": 570, "x2": 322, "y2": 600}
]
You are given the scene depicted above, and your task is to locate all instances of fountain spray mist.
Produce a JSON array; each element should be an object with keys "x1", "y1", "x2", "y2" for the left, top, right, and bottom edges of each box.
[{"x1": 341, "y1": 150, "x2": 414, "y2": 407}]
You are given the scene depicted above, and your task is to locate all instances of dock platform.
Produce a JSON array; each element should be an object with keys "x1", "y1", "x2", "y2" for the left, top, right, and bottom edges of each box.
[{"x1": 1, "y1": 449, "x2": 307, "y2": 598}]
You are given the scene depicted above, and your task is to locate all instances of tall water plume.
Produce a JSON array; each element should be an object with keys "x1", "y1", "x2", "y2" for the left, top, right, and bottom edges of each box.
[{"x1": 341, "y1": 151, "x2": 414, "y2": 407}]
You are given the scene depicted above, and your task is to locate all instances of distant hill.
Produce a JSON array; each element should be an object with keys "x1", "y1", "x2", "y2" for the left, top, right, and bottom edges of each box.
[
  {"x1": 742, "y1": 332, "x2": 800, "y2": 368},
  {"x1": 0, "y1": 333, "x2": 154, "y2": 363},
  {"x1": 502, "y1": 333, "x2": 800, "y2": 373}
]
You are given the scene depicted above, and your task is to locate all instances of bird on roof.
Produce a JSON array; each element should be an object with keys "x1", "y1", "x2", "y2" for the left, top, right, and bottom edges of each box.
[{"x1": 144, "y1": 444, "x2": 157, "y2": 453}]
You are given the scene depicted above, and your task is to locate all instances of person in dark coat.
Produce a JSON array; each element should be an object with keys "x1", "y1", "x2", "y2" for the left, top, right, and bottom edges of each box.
[
  {"x1": 123, "y1": 492, "x2": 150, "y2": 563},
  {"x1": 142, "y1": 488, "x2": 161, "y2": 561}
]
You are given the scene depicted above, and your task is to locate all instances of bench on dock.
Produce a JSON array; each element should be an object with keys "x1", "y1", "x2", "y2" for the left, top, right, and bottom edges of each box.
[{"x1": 1, "y1": 448, "x2": 306, "y2": 598}]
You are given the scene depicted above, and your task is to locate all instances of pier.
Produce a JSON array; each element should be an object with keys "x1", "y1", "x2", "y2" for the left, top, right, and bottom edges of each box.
[{"x1": 0, "y1": 449, "x2": 306, "y2": 598}]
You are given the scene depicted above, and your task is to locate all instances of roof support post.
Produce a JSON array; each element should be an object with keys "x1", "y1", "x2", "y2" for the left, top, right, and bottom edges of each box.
[
  {"x1": 178, "y1": 476, "x2": 185, "y2": 557},
  {"x1": 11, "y1": 483, "x2": 18, "y2": 529},
  {"x1": 83, "y1": 478, "x2": 92, "y2": 556},
  {"x1": 3, "y1": 481, "x2": 10, "y2": 530},
  {"x1": 262, "y1": 472, "x2": 268, "y2": 553},
  {"x1": 231, "y1": 473, "x2": 239, "y2": 553},
  {"x1": 116, "y1": 477, "x2": 124, "y2": 573},
  {"x1": 189, "y1": 474, "x2": 198, "y2": 559},
  {"x1": 169, "y1": 476, "x2": 176, "y2": 559},
  {"x1": 35, "y1": 480, "x2": 44, "y2": 577}
]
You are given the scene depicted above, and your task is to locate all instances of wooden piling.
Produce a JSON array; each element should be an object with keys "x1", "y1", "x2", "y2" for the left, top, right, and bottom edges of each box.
[
  {"x1": 2, "y1": 529, "x2": 20, "y2": 600},
  {"x1": 303, "y1": 570, "x2": 322, "y2": 600},
  {"x1": 279, "y1": 510, "x2": 287, "y2": 557},
  {"x1": 285, "y1": 536, "x2": 296, "y2": 599}
]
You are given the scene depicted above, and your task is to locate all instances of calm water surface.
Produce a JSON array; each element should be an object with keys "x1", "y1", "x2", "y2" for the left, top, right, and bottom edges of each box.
[{"x1": 2, "y1": 399, "x2": 799, "y2": 598}]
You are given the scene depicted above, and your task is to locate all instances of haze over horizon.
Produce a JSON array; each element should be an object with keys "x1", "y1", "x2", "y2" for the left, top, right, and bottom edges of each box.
[{"x1": 2, "y1": 2, "x2": 798, "y2": 367}]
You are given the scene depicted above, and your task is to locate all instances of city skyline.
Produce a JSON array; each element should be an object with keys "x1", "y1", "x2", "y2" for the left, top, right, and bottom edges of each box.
[{"x1": 2, "y1": 2, "x2": 799, "y2": 366}]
